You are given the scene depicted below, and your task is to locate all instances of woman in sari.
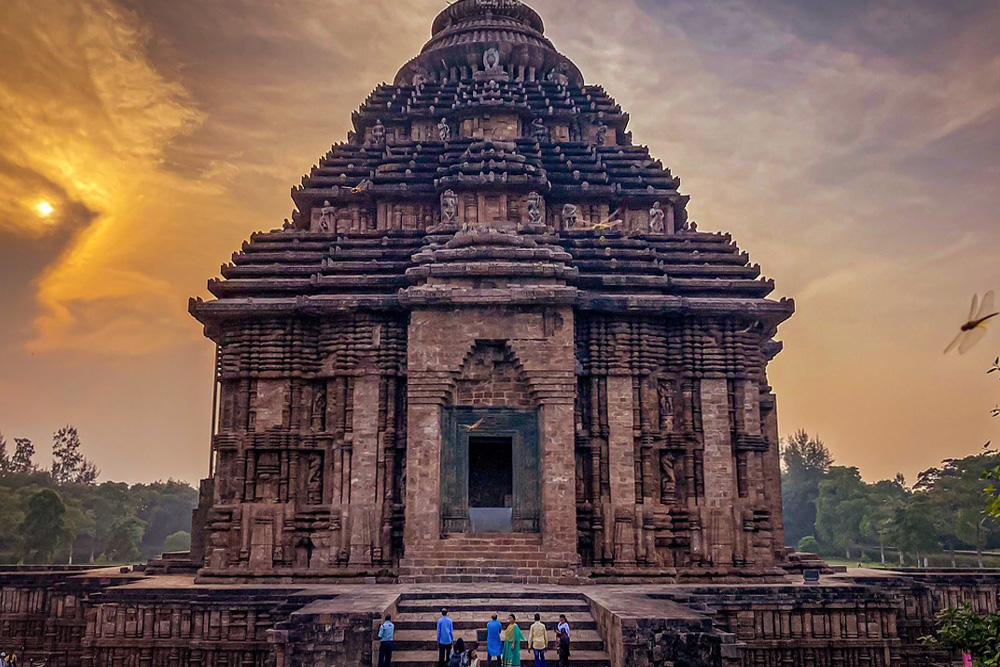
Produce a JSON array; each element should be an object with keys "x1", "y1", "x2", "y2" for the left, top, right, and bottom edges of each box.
[{"x1": 502, "y1": 613, "x2": 524, "y2": 667}]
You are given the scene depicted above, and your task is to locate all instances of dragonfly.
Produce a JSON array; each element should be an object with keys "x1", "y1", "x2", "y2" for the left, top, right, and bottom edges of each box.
[{"x1": 944, "y1": 291, "x2": 998, "y2": 355}]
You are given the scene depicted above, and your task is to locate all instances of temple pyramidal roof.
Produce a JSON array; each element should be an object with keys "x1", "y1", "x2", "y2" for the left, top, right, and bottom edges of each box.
[{"x1": 191, "y1": 0, "x2": 793, "y2": 335}]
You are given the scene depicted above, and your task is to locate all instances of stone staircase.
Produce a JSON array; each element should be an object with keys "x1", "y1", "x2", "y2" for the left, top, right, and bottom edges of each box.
[
  {"x1": 380, "y1": 591, "x2": 610, "y2": 667},
  {"x1": 399, "y1": 535, "x2": 578, "y2": 584}
]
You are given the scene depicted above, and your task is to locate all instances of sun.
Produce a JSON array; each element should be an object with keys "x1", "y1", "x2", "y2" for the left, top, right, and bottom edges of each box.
[{"x1": 35, "y1": 200, "x2": 55, "y2": 218}]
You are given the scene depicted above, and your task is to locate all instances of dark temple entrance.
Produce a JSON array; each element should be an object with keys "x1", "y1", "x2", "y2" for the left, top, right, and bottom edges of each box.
[
  {"x1": 468, "y1": 436, "x2": 514, "y2": 533},
  {"x1": 469, "y1": 437, "x2": 514, "y2": 508},
  {"x1": 441, "y1": 408, "x2": 540, "y2": 535}
]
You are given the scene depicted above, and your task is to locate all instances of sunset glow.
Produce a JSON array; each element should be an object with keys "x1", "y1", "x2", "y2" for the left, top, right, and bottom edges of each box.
[{"x1": 35, "y1": 200, "x2": 54, "y2": 218}]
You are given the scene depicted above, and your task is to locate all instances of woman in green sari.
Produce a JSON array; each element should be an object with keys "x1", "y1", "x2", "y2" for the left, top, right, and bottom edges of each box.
[{"x1": 502, "y1": 613, "x2": 524, "y2": 667}]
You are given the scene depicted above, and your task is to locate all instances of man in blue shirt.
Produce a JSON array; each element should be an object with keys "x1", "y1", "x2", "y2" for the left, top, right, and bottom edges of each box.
[
  {"x1": 437, "y1": 608, "x2": 454, "y2": 667},
  {"x1": 486, "y1": 613, "x2": 503, "y2": 666},
  {"x1": 378, "y1": 614, "x2": 395, "y2": 667}
]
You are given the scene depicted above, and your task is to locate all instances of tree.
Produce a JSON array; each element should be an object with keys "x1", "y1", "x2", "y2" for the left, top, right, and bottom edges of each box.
[
  {"x1": 11, "y1": 438, "x2": 37, "y2": 473},
  {"x1": 797, "y1": 536, "x2": 820, "y2": 554},
  {"x1": 103, "y1": 515, "x2": 146, "y2": 563},
  {"x1": 21, "y1": 489, "x2": 67, "y2": 563},
  {"x1": 164, "y1": 531, "x2": 192, "y2": 553},
  {"x1": 860, "y1": 477, "x2": 909, "y2": 565},
  {"x1": 925, "y1": 605, "x2": 1000, "y2": 667},
  {"x1": 781, "y1": 431, "x2": 834, "y2": 546},
  {"x1": 51, "y1": 426, "x2": 99, "y2": 485},
  {"x1": 891, "y1": 497, "x2": 942, "y2": 566},
  {"x1": 816, "y1": 467, "x2": 870, "y2": 559},
  {"x1": 0, "y1": 431, "x2": 10, "y2": 474}
]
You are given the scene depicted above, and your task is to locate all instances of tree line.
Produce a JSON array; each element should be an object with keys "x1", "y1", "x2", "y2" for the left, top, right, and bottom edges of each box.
[
  {"x1": 782, "y1": 430, "x2": 1000, "y2": 567},
  {"x1": 0, "y1": 426, "x2": 198, "y2": 565}
]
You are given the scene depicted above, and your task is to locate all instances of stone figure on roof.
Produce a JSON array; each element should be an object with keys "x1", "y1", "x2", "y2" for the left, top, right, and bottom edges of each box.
[
  {"x1": 595, "y1": 121, "x2": 608, "y2": 147},
  {"x1": 441, "y1": 189, "x2": 459, "y2": 226},
  {"x1": 527, "y1": 191, "x2": 544, "y2": 225},
  {"x1": 371, "y1": 119, "x2": 386, "y2": 148},
  {"x1": 531, "y1": 117, "x2": 548, "y2": 143},
  {"x1": 484, "y1": 47, "x2": 502, "y2": 72},
  {"x1": 561, "y1": 203, "x2": 579, "y2": 229},
  {"x1": 438, "y1": 117, "x2": 452, "y2": 142},
  {"x1": 318, "y1": 201, "x2": 336, "y2": 232},
  {"x1": 649, "y1": 202, "x2": 665, "y2": 234}
]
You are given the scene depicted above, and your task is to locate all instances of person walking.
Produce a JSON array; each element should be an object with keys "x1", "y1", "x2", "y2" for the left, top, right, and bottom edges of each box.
[
  {"x1": 556, "y1": 616, "x2": 571, "y2": 667},
  {"x1": 502, "y1": 613, "x2": 523, "y2": 667},
  {"x1": 486, "y1": 613, "x2": 504, "y2": 667},
  {"x1": 437, "y1": 608, "x2": 455, "y2": 667},
  {"x1": 528, "y1": 614, "x2": 548, "y2": 667},
  {"x1": 377, "y1": 614, "x2": 395, "y2": 667}
]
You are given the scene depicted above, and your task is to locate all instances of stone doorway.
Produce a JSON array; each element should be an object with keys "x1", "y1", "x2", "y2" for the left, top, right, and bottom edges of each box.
[
  {"x1": 468, "y1": 436, "x2": 514, "y2": 533},
  {"x1": 441, "y1": 408, "x2": 541, "y2": 535}
]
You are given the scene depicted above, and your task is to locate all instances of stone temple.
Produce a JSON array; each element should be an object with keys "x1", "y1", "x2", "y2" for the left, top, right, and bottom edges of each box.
[
  {"x1": 2, "y1": 2, "x2": 999, "y2": 666},
  {"x1": 189, "y1": 0, "x2": 794, "y2": 585}
]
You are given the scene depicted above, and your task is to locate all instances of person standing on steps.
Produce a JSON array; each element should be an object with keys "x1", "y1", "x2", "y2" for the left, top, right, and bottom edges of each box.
[
  {"x1": 486, "y1": 613, "x2": 504, "y2": 666},
  {"x1": 528, "y1": 614, "x2": 548, "y2": 667},
  {"x1": 502, "y1": 613, "x2": 524, "y2": 667},
  {"x1": 377, "y1": 614, "x2": 395, "y2": 667},
  {"x1": 556, "y1": 615, "x2": 571, "y2": 667},
  {"x1": 438, "y1": 608, "x2": 455, "y2": 667}
]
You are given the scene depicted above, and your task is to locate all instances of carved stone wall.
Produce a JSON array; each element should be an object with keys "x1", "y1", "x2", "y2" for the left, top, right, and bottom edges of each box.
[
  {"x1": 573, "y1": 315, "x2": 782, "y2": 580},
  {"x1": 198, "y1": 314, "x2": 407, "y2": 580}
]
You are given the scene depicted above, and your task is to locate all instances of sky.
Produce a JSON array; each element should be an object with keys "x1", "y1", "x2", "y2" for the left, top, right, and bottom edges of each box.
[{"x1": 0, "y1": 0, "x2": 998, "y2": 486}]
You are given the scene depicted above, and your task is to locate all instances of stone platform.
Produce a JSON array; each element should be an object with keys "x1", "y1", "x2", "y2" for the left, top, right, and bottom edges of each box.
[{"x1": 2, "y1": 566, "x2": 999, "y2": 666}]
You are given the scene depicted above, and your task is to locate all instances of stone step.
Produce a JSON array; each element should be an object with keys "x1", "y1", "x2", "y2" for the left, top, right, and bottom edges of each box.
[
  {"x1": 398, "y1": 599, "x2": 590, "y2": 614},
  {"x1": 390, "y1": 614, "x2": 596, "y2": 627},
  {"x1": 396, "y1": 586, "x2": 589, "y2": 604},
  {"x1": 386, "y1": 649, "x2": 609, "y2": 667},
  {"x1": 399, "y1": 566, "x2": 572, "y2": 577},
  {"x1": 399, "y1": 575, "x2": 580, "y2": 585},
  {"x1": 388, "y1": 629, "x2": 605, "y2": 652}
]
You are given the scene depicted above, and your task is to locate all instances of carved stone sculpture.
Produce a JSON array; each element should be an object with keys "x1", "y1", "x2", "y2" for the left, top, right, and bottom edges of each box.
[
  {"x1": 595, "y1": 122, "x2": 608, "y2": 147},
  {"x1": 527, "y1": 191, "x2": 544, "y2": 225},
  {"x1": 483, "y1": 47, "x2": 501, "y2": 72},
  {"x1": 371, "y1": 119, "x2": 386, "y2": 147},
  {"x1": 318, "y1": 201, "x2": 336, "y2": 232},
  {"x1": 649, "y1": 201, "x2": 665, "y2": 234},
  {"x1": 531, "y1": 117, "x2": 549, "y2": 143},
  {"x1": 660, "y1": 453, "x2": 677, "y2": 503},
  {"x1": 658, "y1": 380, "x2": 674, "y2": 432},
  {"x1": 441, "y1": 189, "x2": 459, "y2": 226},
  {"x1": 438, "y1": 117, "x2": 452, "y2": 141},
  {"x1": 561, "y1": 203, "x2": 579, "y2": 229}
]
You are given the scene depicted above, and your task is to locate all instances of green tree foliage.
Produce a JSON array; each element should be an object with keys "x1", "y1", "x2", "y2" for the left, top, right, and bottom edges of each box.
[
  {"x1": 21, "y1": 489, "x2": 67, "y2": 564},
  {"x1": 781, "y1": 431, "x2": 834, "y2": 545},
  {"x1": 787, "y1": 426, "x2": 1000, "y2": 563},
  {"x1": 925, "y1": 605, "x2": 1000, "y2": 667},
  {"x1": 104, "y1": 515, "x2": 146, "y2": 563},
  {"x1": 164, "y1": 531, "x2": 192, "y2": 553},
  {"x1": 0, "y1": 426, "x2": 198, "y2": 564},
  {"x1": 0, "y1": 431, "x2": 10, "y2": 474},
  {"x1": 51, "y1": 426, "x2": 99, "y2": 485},
  {"x1": 796, "y1": 536, "x2": 820, "y2": 554},
  {"x1": 11, "y1": 438, "x2": 37, "y2": 473},
  {"x1": 816, "y1": 467, "x2": 870, "y2": 559}
]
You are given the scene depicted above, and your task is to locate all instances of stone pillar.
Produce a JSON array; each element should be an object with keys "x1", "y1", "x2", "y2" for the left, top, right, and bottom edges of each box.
[
  {"x1": 404, "y1": 391, "x2": 444, "y2": 545},
  {"x1": 539, "y1": 399, "x2": 577, "y2": 559},
  {"x1": 761, "y1": 389, "x2": 787, "y2": 556},
  {"x1": 349, "y1": 374, "x2": 380, "y2": 565},
  {"x1": 700, "y1": 378, "x2": 736, "y2": 567},
  {"x1": 607, "y1": 375, "x2": 637, "y2": 566}
]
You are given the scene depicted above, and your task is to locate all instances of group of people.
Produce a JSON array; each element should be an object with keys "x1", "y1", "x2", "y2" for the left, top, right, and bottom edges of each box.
[
  {"x1": 0, "y1": 653, "x2": 19, "y2": 667},
  {"x1": 377, "y1": 608, "x2": 572, "y2": 667}
]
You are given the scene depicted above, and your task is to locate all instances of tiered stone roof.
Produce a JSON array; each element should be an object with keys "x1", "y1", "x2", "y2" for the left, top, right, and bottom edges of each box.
[{"x1": 191, "y1": 0, "x2": 793, "y2": 332}]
